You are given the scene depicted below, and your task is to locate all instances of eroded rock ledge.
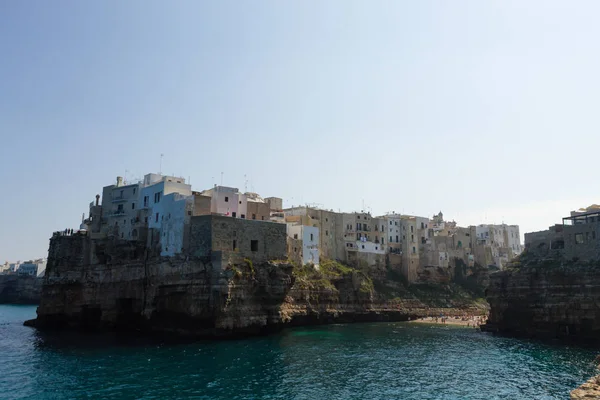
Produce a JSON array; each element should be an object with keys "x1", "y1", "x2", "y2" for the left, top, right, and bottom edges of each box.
[
  {"x1": 26, "y1": 235, "x2": 487, "y2": 338},
  {"x1": 482, "y1": 258, "x2": 600, "y2": 340},
  {"x1": 571, "y1": 375, "x2": 600, "y2": 399}
]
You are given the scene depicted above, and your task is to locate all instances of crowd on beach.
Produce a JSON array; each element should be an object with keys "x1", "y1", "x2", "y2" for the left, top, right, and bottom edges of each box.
[{"x1": 414, "y1": 314, "x2": 488, "y2": 328}]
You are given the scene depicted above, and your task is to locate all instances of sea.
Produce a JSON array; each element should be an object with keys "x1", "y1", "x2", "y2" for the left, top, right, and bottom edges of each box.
[{"x1": 0, "y1": 305, "x2": 597, "y2": 399}]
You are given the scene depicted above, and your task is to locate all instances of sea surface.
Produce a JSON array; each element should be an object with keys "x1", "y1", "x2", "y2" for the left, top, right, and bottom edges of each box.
[{"x1": 1, "y1": 305, "x2": 598, "y2": 400}]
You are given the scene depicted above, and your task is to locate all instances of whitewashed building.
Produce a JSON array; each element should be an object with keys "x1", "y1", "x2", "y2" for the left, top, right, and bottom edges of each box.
[{"x1": 287, "y1": 224, "x2": 320, "y2": 266}]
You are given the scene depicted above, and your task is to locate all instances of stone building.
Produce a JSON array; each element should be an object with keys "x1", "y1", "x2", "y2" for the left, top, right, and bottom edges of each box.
[
  {"x1": 187, "y1": 215, "x2": 287, "y2": 264},
  {"x1": 524, "y1": 205, "x2": 600, "y2": 262}
]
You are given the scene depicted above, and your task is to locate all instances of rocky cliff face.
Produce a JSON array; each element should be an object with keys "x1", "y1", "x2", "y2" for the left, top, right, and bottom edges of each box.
[
  {"x1": 571, "y1": 375, "x2": 600, "y2": 399},
  {"x1": 484, "y1": 259, "x2": 600, "y2": 340},
  {"x1": 28, "y1": 235, "x2": 487, "y2": 337},
  {"x1": 0, "y1": 275, "x2": 42, "y2": 304}
]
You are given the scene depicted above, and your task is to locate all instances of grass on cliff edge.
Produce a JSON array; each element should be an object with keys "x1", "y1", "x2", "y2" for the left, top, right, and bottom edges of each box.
[{"x1": 292, "y1": 259, "x2": 373, "y2": 293}]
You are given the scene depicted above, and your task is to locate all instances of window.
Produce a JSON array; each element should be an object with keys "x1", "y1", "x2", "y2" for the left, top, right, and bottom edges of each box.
[
  {"x1": 375, "y1": 247, "x2": 378, "y2": 250},
  {"x1": 143, "y1": 196, "x2": 149, "y2": 207},
  {"x1": 294, "y1": 234, "x2": 298, "y2": 239},
  {"x1": 382, "y1": 238, "x2": 384, "y2": 244},
  {"x1": 326, "y1": 230, "x2": 329, "y2": 236},
  {"x1": 310, "y1": 233, "x2": 314, "y2": 241},
  {"x1": 261, "y1": 216, "x2": 265, "y2": 220},
  {"x1": 390, "y1": 221, "x2": 392, "y2": 225},
  {"x1": 117, "y1": 204, "x2": 123, "y2": 211},
  {"x1": 575, "y1": 233, "x2": 584, "y2": 244},
  {"x1": 133, "y1": 188, "x2": 136, "y2": 195},
  {"x1": 410, "y1": 226, "x2": 414, "y2": 233},
  {"x1": 294, "y1": 247, "x2": 297, "y2": 252},
  {"x1": 421, "y1": 222, "x2": 424, "y2": 229},
  {"x1": 154, "y1": 192, "x2": 161, "y2": 203},
  {"x1": 252, "y1": 214, "x2": 256, "y2": 220},
  {"x1": 251, "y1": 240, "x2": 258, "y2": 252},
  {"x1": 411, "y1": 234, "x2": 414, "y2": 242},
  {"x1": 232, "y1": 240, "x2": 236, "y2": 250},
  {"x1": 239, "y1": 201, "x2": 242, "y2": 204},
  {"x1": 232, "y1": 212, "x2": 236, "y2": 218},
  {"x1": 390, "y1": 236, "x2": 393, "y2": 242},
  {"x1": 326, "y1": 218, "x2": 328, "y2": 222},
  {"x1": 357, "y1": 216, "x2": 360, "y2": 219},
  {"x1": 241, "y1": 214, "x2": 245, "y2": 219},
  {"x1": 362, "y1": 245, "x2": 365, "y2": 249},
  {"x1": 131, "y1": 203, "x2": 135, "y2": 210},
  {"x1": 155, "y1": 213, "x2": 159, "y2": 223},
  {"x1": 144, "y1": 217, "x2": 148, "y2": 223},
  {"x1": 120, "y1": 190, "x2": 124, "y2": 197},
  {"x1": 412, "y1": 246, "x2": 416, "y2": 254},
  {"x1": 225, "y1": 196, "x2": 229, "y2": 202},
  {"x1": 395, "y1": 221, "x2": 397, "y2": 226},
  {"x1": 396, "y1": 235, "x2": 399, "y2": 243},
  {"x1": 188, "y1": 211, "x2": 191, "y2": 216}
]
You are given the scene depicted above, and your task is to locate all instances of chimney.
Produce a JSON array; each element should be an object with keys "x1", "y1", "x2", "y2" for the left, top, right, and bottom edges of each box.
[
  {"x1": 95, "y1": 194, "x2": 100, "y2": 206},
  {"x1": 116, "y1": 176, "x2": 123, "y2": 187}
]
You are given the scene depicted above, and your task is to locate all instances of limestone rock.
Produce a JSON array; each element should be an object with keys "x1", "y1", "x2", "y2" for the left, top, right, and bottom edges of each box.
[{"x1": 571, "y1": 375, "x2": 600, "y2": 399}]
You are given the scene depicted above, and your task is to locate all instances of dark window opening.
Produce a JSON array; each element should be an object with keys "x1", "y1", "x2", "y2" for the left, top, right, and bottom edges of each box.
[
  {"x1": 294, "y1": 234, "x2": 298, "y2": 239},
  {"x1": 251, "y1": 240, "x2": 258, "y2": 252},
  {"x1": 241, "y1": 214, "x2": 245, "y2": 219},
  {"x1": 232, "y1": 212, "x2": 236, "y2": 218},
  {"x1": 252, "y1": 214, "x2": 256, "y2": 220},
  {"x1": 155, "y1": 213, "x2": 159, "y2": 223},
  {"x1": 233, "y1": 240, "x2": 236, "y2": 250},
  {"x1": 131, "y1": 203, "x2": 135, "y2": 210},
  {"x1": 310, "y1": 233, "x2": 314, "y2": 241},
  {"x1": 261, "y1": 216, "x2": 265, "y2": 220},
  {"x1": 225, "y1": 196, "x2": 229, "y2": 202}
]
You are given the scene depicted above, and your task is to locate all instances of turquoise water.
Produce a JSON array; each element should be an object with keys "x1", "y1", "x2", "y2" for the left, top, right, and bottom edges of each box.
[{"x1": 1, "y1": 305, "x2": 598, "y2": 399}]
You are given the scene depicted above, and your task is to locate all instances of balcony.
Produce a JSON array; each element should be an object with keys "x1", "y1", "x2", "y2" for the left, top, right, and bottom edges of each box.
[
  {"x1": 111, "y1": 196, "x2": 128, "y2": 203},
  {"x1": 111, "y1": 209, "x2": 126, "y2": 216}
]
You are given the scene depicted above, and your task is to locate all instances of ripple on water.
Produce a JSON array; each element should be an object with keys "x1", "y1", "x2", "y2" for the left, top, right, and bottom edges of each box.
[{"x1": 0, "y1": 306, "x2": 597, "y2": 400}]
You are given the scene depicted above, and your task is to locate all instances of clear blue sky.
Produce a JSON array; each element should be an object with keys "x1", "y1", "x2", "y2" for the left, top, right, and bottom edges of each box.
[{"x1": 2, "y1": 0, "x2": 600, "y2": 262}]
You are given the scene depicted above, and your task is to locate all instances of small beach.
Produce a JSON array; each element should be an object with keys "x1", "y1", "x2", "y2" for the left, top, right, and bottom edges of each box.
[{"x1": 410, "y1": 316, "x2": 486, "y2": 327}]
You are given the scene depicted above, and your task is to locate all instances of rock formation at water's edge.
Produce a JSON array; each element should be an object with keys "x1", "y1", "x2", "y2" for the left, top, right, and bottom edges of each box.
[{"x1": 25, "y1": 234, "x2": 487, "y2": 337}]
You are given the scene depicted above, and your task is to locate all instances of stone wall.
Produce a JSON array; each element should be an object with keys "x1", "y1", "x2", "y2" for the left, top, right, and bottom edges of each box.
[{"x1": 188, "y1": 215, "x2": 287, "y2": 263}]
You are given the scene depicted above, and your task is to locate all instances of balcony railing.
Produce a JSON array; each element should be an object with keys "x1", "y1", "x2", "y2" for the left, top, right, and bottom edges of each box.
[{"x1": 111, "y1": 196, "x2": 127, "y2": 203}]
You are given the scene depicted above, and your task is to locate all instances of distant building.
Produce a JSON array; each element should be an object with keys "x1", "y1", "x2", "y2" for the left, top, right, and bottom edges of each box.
[{"x1": 15, "y1": 259, "x2": 46, "y2": 277}]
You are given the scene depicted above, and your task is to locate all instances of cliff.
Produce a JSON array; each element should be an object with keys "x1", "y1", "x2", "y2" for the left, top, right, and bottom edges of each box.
[
  {"x1": 571, "y1": 375, "x2": 600, "y2": 399},
  {"x1": 0, "y1": 275, "x2": 42, "y2": 304},
  {"x1": 27, "y1": 235, "x2": 487, "y2": 337},
  {"x1": 483, "y1": 255, "x2": 600, "y2": 340}
]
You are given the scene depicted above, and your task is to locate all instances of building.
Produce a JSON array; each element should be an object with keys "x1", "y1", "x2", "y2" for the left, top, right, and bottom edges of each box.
[
  {"x1": 187, "y1": 215, "x2": 287, "y2": 264},
  {"x1": 15, "y1": 259, "x2": 46, "y2": 277},
  {"x1": 287, "y1": 224, "x2": 320, "y2": 267}
]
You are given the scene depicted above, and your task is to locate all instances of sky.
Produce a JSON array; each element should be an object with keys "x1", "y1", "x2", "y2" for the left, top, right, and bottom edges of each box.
[{"x1": 2, "y1": 0, "x2": 600, "y2": 261}]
